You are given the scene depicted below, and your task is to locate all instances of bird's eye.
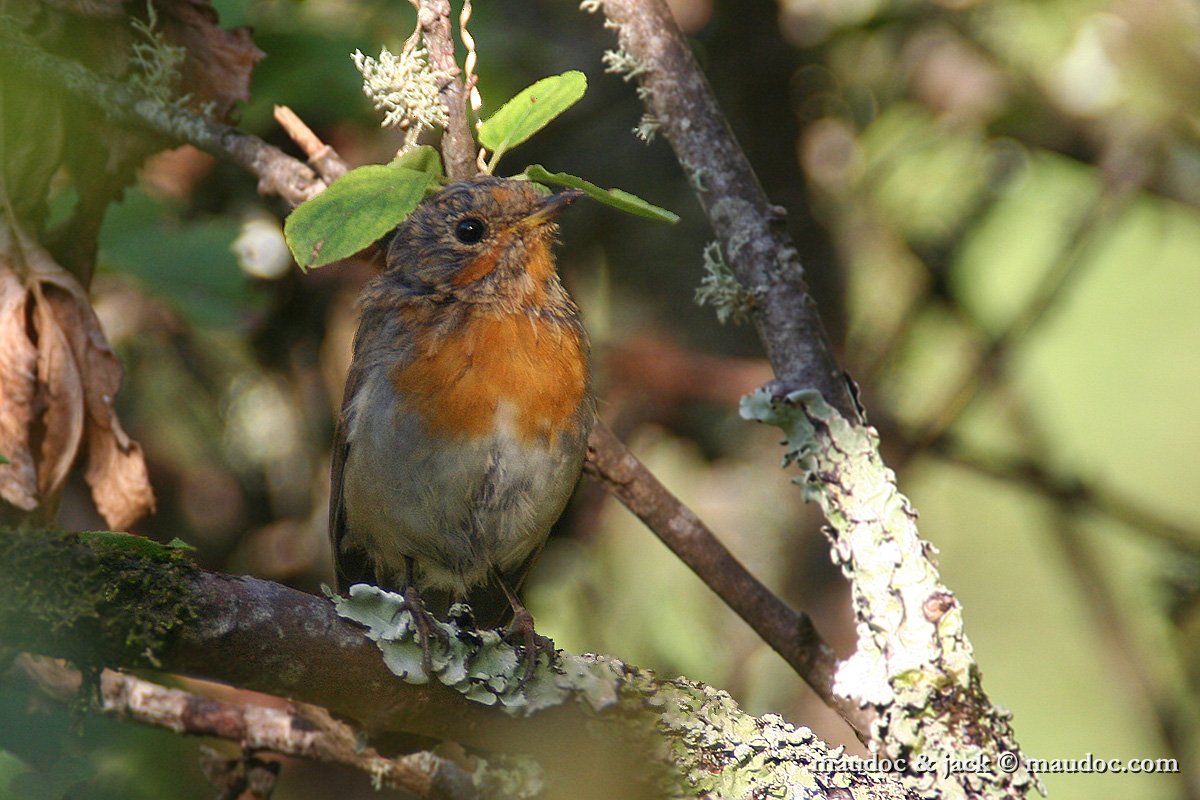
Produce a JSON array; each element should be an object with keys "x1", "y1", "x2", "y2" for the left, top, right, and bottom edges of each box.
[{"x1": 455, "y1": 217, "x2": 486, "y2": 244}]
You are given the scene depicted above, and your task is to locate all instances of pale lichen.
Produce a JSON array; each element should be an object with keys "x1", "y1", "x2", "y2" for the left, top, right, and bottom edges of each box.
[
  {"x1": 351, "y1": 44, "x2": 449, "y2": 142},
  {"x1": 128, "y1": 1, "x2": 186, "y2": 106},
  {"x1": 331, "y1": 585, "x2": 625, "y2": 715},
  {"x1": 695, "y1": 241, "x2": 759, "y2": 324},
  {"x1": 633, "y1": 112, "x2": 660, "y2": 143},
  {"x1": 601, "y1": 48, "x2": 647, "y2": 82},
  {"x1": 333, "y1": 584, "x2": 913, "y2": 799},
  {"x1": 740, "y1": 388, "x2": 1041, "y2": 799}
]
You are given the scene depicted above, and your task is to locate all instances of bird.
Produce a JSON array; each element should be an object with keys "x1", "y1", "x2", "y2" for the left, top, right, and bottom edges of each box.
[{"x1": 329, "y1": 175, "x2": 593, "y2": 682}]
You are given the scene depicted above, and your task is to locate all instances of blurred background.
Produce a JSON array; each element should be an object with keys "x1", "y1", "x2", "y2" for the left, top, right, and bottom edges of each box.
[{"x1": 2, "y1": 0, "x2": 1199, "y2": 798}]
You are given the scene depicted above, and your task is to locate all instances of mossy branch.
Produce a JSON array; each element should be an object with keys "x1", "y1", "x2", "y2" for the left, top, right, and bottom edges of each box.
[
  {"x1": 0, "y1": 20, "x2": 324, "y2": 207},
  {"x1": 0, "y1": 531, "x2": 914, "y2": 800}
]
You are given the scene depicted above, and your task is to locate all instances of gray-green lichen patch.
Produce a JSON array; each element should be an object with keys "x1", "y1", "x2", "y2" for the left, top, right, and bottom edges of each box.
[
  {"x1": 634, "y1": 677, "x2": 908, "y2": 800},
  {"x1": 740, "y1": 388, "x2": 1041, "y2": 799},
  {"x1": 332, "y1": 584, "x2": 625, "y2": 715},
  {"x1": 470, "y1": 753, "x2": 546, "y2": 799},
  {"x1": 0, "y1": 528, "x2": 199, "y2": 672},
  {"x1": 694, "y1": 240, "x2": 760, "y2": 325},
  {"x1": 335, "y1": 584, "x2": 914, "y2": 799}
]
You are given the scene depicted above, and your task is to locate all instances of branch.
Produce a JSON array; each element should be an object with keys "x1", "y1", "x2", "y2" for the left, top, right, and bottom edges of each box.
[
  {"x1": 933, "y1": 436, "x2": 1200, "y2": 554},
  {"x1": 587, "y1": 3, "x2": 1038, "y2": 797},
  {"x1": 0, "y1": 532, "x2": 915, "y2": 800},
  {"x1": 19, "y1": 657, "x2": 478, "y2": 800},
  {"x1": 590, "y1": 0, "x2": 854, "y2": 418},
  {"x1": 0, "y1": 23, "x2": 323, "y2": 207},
  {"x1": 273, "y1": 105, "x2": 349, "y2": 184},
  {"x1": 585, "y1": 425, "x2": 873, "y2": 740},
  {"x1": 416, "y1": 0, "x2": 477, "y2": 181}
]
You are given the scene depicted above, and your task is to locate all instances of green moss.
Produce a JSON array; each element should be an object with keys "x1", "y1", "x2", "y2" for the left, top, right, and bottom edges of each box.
[{"x1": 0, "y1": 528, "x2": 199, "y2": 673}]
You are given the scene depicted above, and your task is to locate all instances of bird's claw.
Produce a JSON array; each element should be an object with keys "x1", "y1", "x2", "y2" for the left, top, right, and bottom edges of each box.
[
  {"x1": 394, "y1": 587, "x2": 450, "y2": 676},
  {"x1": 504, "y1": 608, "x2": 555, "y2": 691}
]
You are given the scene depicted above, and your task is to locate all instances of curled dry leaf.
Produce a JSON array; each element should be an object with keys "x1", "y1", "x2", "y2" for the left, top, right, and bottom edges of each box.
[
  {"x1": 158, "y1": 0, "x2": 266, "y2": 119},
  {"x1": 0, "y1": 265, "x2": 39, "y2": 511},
  {"x1": 0, "y1": 224, "x2": 155, "y2": 529}
]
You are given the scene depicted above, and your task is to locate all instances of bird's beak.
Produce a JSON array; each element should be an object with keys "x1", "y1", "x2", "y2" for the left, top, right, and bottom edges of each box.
[{"x1": 521, "y1": 189, "x2": 585, "y2": 227}]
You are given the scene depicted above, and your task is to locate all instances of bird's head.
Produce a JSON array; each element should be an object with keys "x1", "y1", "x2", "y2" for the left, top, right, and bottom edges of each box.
[{"x1": 385, "y1": 176, "x2": 582, "y2": 305}]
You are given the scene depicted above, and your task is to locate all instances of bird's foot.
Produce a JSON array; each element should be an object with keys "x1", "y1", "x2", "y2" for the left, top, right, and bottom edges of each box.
[
  {"x1": 394, "y1": 587, "x2": 450, "y2": 676},
  {"x1": 503, "y1": 608, "x2": 555, "y2": 690}
]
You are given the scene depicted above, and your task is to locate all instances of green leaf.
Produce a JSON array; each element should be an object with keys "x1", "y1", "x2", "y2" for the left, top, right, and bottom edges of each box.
[
  {"x1": 479, "y1": 71, "x2": 587, "y2": 163},
  {"x1": 284, "y1": 165, "x2": 438, "y2": 270},
  {"x1": 0, "y1": 453, "x2": 8, "y2": 465},
  {"x1": 390, "y1": 145, "x2": 443, "y2": 178},
  {"x1": 522, "y1": 165, "x2": 679, "y2": 223}
]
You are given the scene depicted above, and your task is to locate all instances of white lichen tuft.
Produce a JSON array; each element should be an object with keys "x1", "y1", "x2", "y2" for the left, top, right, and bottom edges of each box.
[
  {"x1": 352, "y1": 45, "x2": 449, "y2": 138},
  {"x1": 128, "y1": 1, "x2": 187, "y2": 105},
  {"x1": 601, "y1": 48, "x2": 647, "y2": 81},
  {"x1": 634, "y1": 113, "x2": 660, "y2": 143},
  {"x1": 695, "y1": 241, "x2": 759, "y2": 325}
]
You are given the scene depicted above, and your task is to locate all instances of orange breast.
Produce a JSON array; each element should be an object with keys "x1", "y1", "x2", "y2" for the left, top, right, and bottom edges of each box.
[{"x1": 393, "y1": 310, "x2": 587, "y2": 445}]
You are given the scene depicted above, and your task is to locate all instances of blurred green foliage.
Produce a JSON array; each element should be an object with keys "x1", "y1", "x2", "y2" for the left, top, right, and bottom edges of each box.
[{"x1": 3, "y1": 0, "x2": 1199, "y2": 798}]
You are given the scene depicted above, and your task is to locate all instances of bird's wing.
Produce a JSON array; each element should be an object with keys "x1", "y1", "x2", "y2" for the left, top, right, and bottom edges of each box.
[{"x1": 328, "y1": 352, "x2": 377, "y2": 593}]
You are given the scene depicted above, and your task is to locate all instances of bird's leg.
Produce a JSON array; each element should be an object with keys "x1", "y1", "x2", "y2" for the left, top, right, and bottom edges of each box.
[
  {"x1": 390, "y1": 557, "x2": 449, "y2": 676},
  {"x1": 495, "y1": 572, "x2": 555, "y2": 689}
]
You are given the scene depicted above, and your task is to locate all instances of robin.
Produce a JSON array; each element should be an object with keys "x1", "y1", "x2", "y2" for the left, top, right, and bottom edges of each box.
[{"x1": 329, "y1": 175, "x2": 593, "y2": 682}]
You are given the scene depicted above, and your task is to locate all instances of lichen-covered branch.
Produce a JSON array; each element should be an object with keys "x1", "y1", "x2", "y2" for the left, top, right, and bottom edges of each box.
[
  {"x1": 588, "y1": 0, "x2": 854, "y2": 419},
  {"x1": 740, "y1": 389, "x2": 1039, "y2": 798},
  {"x1": 586, "y1": 3, "x2": 1039, "y2": 797},
  {"x1": 0, "y1": 530, "x2": 915, "y2": 800},
  {"x1": 0, "y1": 22, "x2": 323, "y2": 207}
]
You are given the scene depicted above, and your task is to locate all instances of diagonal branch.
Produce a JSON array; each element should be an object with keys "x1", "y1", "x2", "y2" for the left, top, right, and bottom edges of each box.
[
  {"x1": 586, "y1": 425, "x2": 872, "y2": 739},
  {"x1": 0, "y1": 21, "x2": 323, "y2": 207},
  {"x1": 587, "y1": 3, "x2": 1038, "y2": 797}
]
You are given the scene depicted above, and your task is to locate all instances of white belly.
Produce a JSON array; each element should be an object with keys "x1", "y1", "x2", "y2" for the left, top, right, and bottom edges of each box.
[{"x1": 339, "y1": 369, "x2": 584, "y2": 595}]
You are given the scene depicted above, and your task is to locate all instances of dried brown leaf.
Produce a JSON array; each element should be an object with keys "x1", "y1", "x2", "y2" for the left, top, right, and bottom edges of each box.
[
  {"x1": 31, "y1": 282, "x2": 85, "y2": 503},
  {"x1": 159, "y1": 0, "x2": 265, "y2": 119},
  {"x1": 0, "y1": 264, "x2": 38, "y2": 511},
  {"x1": 3, "y1": 225, "x2": 156, "y2": 529},
  {"x1": 37, "y1": 275, "x2": 157, "y2": 530},
  {"x1": 84, "y1": 420, "x2": 155, "y2": 531}
]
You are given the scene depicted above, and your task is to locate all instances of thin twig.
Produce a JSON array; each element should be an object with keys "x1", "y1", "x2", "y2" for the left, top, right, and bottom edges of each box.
[
  {"x1": 585, "y1": 425, "x2": 874, "y2": 741},
  {"x1": 416, "y1": 0, "x2": 476, "y2": 180},
  {"x1": 273, "y1": 105, "x2": 349, "y2": 184},
  {"x1": 0, "y1": 23, "x2": 323, "y2": 208}
]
